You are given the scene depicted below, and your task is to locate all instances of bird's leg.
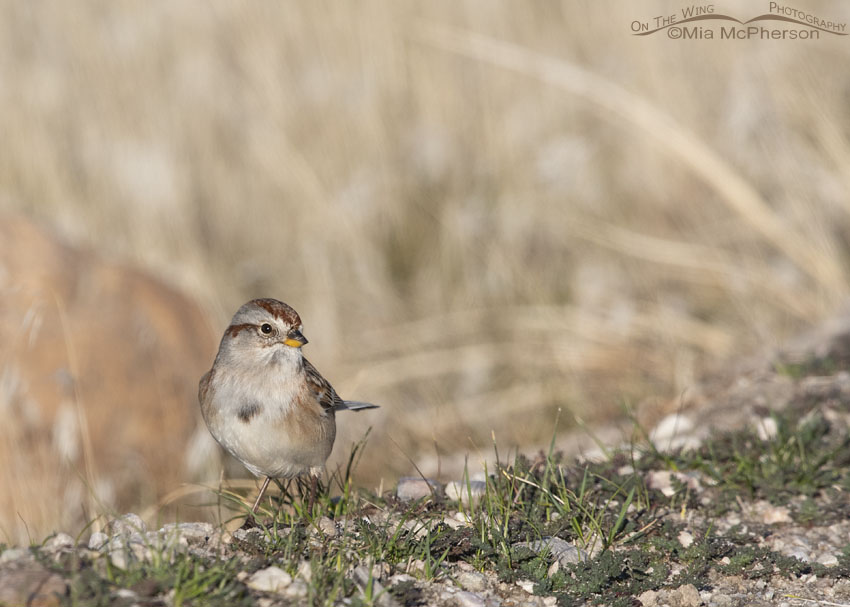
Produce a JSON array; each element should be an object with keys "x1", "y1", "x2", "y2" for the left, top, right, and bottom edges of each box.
[
  {"x1": 307, "y1": 475, "x2": 318, "y2": 517},
  {"x1": 251, "y1": 476, "x2": 272, "y2": 514}
]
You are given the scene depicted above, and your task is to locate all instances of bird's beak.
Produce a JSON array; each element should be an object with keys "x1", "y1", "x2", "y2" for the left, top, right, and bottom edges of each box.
[{"x1": 283, "y1": 329, "x2": 308, "y2": 348}]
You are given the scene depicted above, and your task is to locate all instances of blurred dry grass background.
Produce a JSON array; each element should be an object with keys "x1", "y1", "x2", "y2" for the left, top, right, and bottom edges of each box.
[{"x1": 2, "y1": 0, "x2": 850, "y2": 542}]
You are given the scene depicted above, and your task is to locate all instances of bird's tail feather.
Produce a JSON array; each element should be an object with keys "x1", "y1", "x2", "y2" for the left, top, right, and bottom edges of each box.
[{"x1": 337, "y1": 400, "x2": 379, "y2": 411}]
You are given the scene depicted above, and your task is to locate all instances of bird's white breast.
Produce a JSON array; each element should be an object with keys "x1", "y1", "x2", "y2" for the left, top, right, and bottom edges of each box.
[{"x1": 204, "y1": 355, "x2": 333, "y2": 479}]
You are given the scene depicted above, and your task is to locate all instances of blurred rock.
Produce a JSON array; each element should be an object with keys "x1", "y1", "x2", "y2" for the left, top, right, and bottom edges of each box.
[
  {"x1": 350, "y1": 565, "x2": 398, "y2": 607},
  {"x1": 452, "y1": 591, "x2": 487, "y2": 607},
  {"x1": 396, "y1": 477, "x2": 442, "y2": 501},
  {"x1": 247, "y1": 566, "x2": 292, "y2": 593},
  {"x1": 456, "y1": 570, "x2": 488, "y2": 593},
  {"x1": 513, "y1": 537, "x2": 586, "y2": 568},
  {"x1": 645, "y1": 470, "x2": 703, "y2": 498},
  {"x1": 87, "y1": 532, "x2": 108, "y2": 551},
  {"x1": 445, "y1": 480, "x2": 487, "y2": 505},
  {"x1": 0, "y1": 214, "x2": 217, "y2": 544},
  {"x1": 105, "y1": 513, "x2": 147, "y2": 537},
  {"x1": 0, "y1": 549, "x2": 28, "y2": 564},
  {"x1": 818, "y1": 553, "x2": 839, "y2": 567},
  {"x1": 0, "y1": 558, "x2": 67, "y2": 607},
  {"x1": 42, "y1": 533, "x2": 75, "y2": 553},
  {"x1": 668, "y1": 583, "x2": 700, "y2": 607}
]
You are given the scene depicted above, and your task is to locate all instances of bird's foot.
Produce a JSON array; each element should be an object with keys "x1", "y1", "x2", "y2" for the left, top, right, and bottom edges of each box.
[{"x1": 239, "y1": 514, "x2": 261, "y2": 530}]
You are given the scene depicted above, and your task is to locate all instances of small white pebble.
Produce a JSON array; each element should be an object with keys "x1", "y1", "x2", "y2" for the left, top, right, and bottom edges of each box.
[
  {"x1": 761, "y1": 505, "x2": 791, "y2": 524},
  {"x1": 453, "y1": 591, "x2": 487, "y2": 607},
  {"x1": 106, "y1": 513, "x2": 147, "y2": 536},
  {"x1": 389, "y1": 573, "x2": 415, "y2": 585},
  {"x1": 445, "y1": 480, "x2": 487, "y2": 505},
  {"x1": 44, "y1": 533, "x2": 75, "y2": 552},
  {"x1": 757, "y1": 417, "x2": 778, "y2": 440},
  {"x1": 109, "y1": 550, "x2": 128, "y2": 570},
  {"x1": 283, "y1": 578, "x2": 308, "y2": 598},
  {"x1": 88, "y1": 532, "x2": 108, "y2": 551},
  {"x1": 638, "y1": 589, "x2": 657, "y2": 607},
  {"x1": 454, "y1": 511, "x2": 473, "y2": 523},
  {"x1": 817, "y1": 553, "x2": 839, "y2": 567},
  {"x1": 315, "y1": 517, "x2": 337, "y2": 536},
  {"x1": 516, "y1": 579, "x2": 535, "y2": 593},
  {"x1": 407, "y1": 559, "x2": 426, "y2": 574},
  {"x1": 396, "y1": 477, "x2": 442, "y2": 501},
  {"x1": 787, "y1": 548, "x2": 811, "y2": 562},
  {"x1": 297, "y1": 560, "x2": 312, "y2": 582},
  {"x1": 0, "y1": 548, "x2": 28, "y2": 563},
  {"x1": 674, "y1": 583, "x2": 700, "y2": 607},
  {"x1": 456, "y1": 570, "x2": 487, "y2": 593},
  {"x1": 247, "y1": 566, "x2": 293, "y2": 593}
]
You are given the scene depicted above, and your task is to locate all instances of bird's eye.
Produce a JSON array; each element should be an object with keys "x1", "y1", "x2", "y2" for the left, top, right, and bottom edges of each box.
[{"x1": 260, "y1": 323, "x2": 273, "y2": 335}]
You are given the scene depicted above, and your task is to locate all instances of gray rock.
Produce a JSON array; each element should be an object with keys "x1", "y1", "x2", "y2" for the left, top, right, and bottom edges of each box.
[
  {"x1": 388, "y1": 573, "x2": 415, "y2": 585},
  {"x1": 87, "y1": 532, "x2": 108, "y2": 551},
  {"x1": 43, "y1": 533, "x2": 75, "y2": 553},
  {"x1": 669, "y1": 583, "x2": 700, "y2": 607},
  {"x1": 818, "y1": 552, "x2": 839, "y2": 566},
  {"x1": 158, "y1": 522, "x2": 214, "y2": 544},
  {"x1": 445, "y1": 481, "x2": 487, "y2": 505},
  {"x1": 0, "y1": 548, "x2": 29, "y2": 564},
  {"x1": 351, "y1": 565, "x2": 400, "y2": 607},
  {"x1": 452, "y1": 591, "x2": 488, "y2": 607},
  {"x1": 645, "y1": 470, "x2": 702, "y2": 498},
  {"x1": 456, "y1": 570, "x2": 488, "y2": 592},
  {"x1": 247, "y1": 566, "x2": 292, "y2": 593},
  {"x1": 105, "y1": 537, "x2": 149, "y2": 570},
  {"x1": 649, "y1": 413, "x2": 699, "y2": 451},
  {"x1": 150, "y1": 522, "x2": 220, "y2": 559},
  {"x1": 0, "y1": 559, "x2": 67, "y2": 607},
  {"x1": 712, "y1": 594, "x2": 732, "y2": 606},
  {"x1": 397, "y1": 477, "x2": 443, "y2": 501},
  {"x1": 314, "y1": 516, "x2": 337, "y2": 536},
  {"x1": 232, "y1": 527, "x2": 270, "y2": 544},
  {"x1": 786, "y1": 547, "x2": 811, "y2": 562},
  {"x1": 105, "y1": 513, "x2": 147, "y2": 537},
  {"x1": 513, "y1": 537, "x2": 587, "y2": 567},
  {"x1": 284, "y1": 578, "x2": 309, "y2": 599},
  {"x1": 297, "y1": 560, "x2": 312, "y2": 583}
]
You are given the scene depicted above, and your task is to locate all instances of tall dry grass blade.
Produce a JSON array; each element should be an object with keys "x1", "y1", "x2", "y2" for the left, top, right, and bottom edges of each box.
[
  {"x1": 415, "y1": 23, "x2": 844, "y2": 297},
  {"x1": 567, "y1": 217, "x2": 819, "y2": 319}
]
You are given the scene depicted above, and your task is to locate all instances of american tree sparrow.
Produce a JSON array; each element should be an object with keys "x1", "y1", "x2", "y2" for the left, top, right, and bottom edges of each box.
[{"x1": 199, "y1": 298, "x2": 377, "y2": 514}]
